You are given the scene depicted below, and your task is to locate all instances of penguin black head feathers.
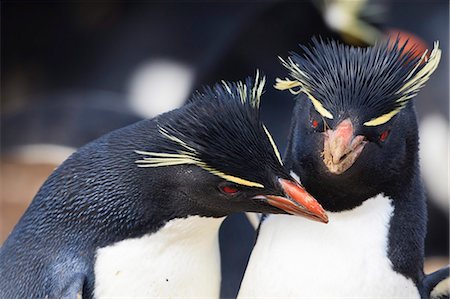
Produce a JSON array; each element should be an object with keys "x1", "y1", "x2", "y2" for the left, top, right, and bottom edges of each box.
[
  {"x1": 276, "y1": 38, "x2": 441, "y2": 126},
  {"x1": 131, "y1": 71, "x2": 327, "y2": 221},
  {"x1": 279, "y1": 39, "x2": 441, "y2": 211},
  {"x1": 137, "y1": 72, "x2": 281, "y2": 189}
]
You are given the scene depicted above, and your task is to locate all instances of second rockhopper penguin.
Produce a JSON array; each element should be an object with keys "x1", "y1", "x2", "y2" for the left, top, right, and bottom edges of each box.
[
  {"x1": 239, "y1": 40, "x2": 447, "y2": 298},
  {"x1": 0, "y1": 73, "x2": 327, "y2": 299}
]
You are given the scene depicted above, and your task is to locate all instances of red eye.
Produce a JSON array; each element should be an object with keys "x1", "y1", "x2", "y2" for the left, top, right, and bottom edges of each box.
[
  {"x1": 379, "y1": 130, "x2": 390, "y2": 142},
  {"x1": 312, "y1": 119, "x2": 319, "y2": 128},
  {"x1": 220, "y1": 185, "x2": 239, "y2": 194}
]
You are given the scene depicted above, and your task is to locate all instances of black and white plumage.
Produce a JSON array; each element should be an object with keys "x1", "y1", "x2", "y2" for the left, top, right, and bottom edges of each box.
[
  {"x1": 0, "y1": 74, "x2": 327, "y2": 299},
  {"x1": 239, "y1": 40, "x2": 447, "y2": 298}
]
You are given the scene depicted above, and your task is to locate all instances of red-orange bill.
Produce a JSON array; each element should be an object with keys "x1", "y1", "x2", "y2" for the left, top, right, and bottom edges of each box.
[{"x1": 264, "y1": 179, "x2": 328, "y2": 223}]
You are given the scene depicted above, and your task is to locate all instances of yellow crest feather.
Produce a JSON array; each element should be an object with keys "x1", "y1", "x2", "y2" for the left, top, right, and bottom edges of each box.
[
  {"x1": 276, "y1": 57, "x2": 334, "y2": 119},
  {"x1": 135, "y1": 127, "x2": 265, "y2": 188},
  {"x1": 364, "y1": 41, "x2": 441, "y2": 126}
]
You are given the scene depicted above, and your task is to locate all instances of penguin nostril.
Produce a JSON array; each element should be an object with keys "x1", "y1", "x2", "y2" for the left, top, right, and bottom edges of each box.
[
  {"x1": 323, "y1": 134, "x2": 367, "y2": 174},
  {"x1": 339, "y1": 153, "x2": 348, "y2": 162}
]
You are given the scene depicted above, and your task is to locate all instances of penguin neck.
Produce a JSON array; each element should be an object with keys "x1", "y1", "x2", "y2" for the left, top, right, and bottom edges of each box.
[{"x1": 94, "y1": 215, "x2": 225, "y2": 298}]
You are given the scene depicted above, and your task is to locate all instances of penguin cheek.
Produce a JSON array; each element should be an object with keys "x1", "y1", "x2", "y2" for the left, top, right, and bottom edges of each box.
[{"x1": 344, "y1": 143, "x2": 380, "y2": 178}]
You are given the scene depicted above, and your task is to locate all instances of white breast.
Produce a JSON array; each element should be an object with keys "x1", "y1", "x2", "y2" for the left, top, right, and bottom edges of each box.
[
  {"x1": 238, "y1": 194, "x2": 420, "y2": 298},
  {"x1": 94, "y1": 216, "x2": 224, "y2": 298}
]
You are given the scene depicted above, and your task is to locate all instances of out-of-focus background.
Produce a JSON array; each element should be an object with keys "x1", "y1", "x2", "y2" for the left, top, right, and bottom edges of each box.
[{"x1": 1, "y1": 1, "x2": 448, "y2": 297}]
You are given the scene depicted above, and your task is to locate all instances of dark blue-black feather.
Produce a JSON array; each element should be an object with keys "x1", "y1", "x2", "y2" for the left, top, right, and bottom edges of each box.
[
  {"x1": 288, "y1": 37, "x2": 424, "y2": 123},
  {"x1": 160, "y1": 76, "x2": 287, "y2": 187}
]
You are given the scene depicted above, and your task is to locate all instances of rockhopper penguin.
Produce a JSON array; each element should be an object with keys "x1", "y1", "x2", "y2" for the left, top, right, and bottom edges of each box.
[
  {"x1": 0, "y1": 73, "x2": 328, "y2": 299},
  {"x1": 238, "y1": 40, "x2": 447, "y2": 298}
]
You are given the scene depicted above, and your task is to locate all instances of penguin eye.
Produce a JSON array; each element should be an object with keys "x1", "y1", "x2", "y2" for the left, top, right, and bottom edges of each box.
[
  {"x1": 309, "y1": 107, "x2": 325, "y2": 132},
  {"x1": 219, "y1": 184, "x2": 240, "y2": 195},
  {"x1": 219, "y1": 183, "x2": 239, "y2": 195},
  {"x1": 379, "y1": 130, "x2": 390, "y2": 142},
  {"x1": 310, "y1": 117, "x2": 325, "y2": 132}
]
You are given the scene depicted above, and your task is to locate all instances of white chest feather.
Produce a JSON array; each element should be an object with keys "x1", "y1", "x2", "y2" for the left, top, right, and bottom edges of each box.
[
  {"x1": 94, "y1": 216, "x2": 224, "y2": 298},
  {"x1": 239, "y1": 194, "x2": 420, "y2": 298}
]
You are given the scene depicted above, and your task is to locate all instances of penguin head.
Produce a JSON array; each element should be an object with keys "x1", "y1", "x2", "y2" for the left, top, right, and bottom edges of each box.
[
  {"x1": 135, "y1": 72, "x2": 328, "y2": 222},
  {"x1": 277, "y1": 39, "x2": 441, "y2": 210}
]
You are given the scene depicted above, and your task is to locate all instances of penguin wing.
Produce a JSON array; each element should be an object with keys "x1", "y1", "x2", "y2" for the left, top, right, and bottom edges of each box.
[
  {"x1": 58, "y1": 272, "x2": 85, "y2": 299},
  {"x1": 422, "y1": 265, "x2": 449, "y2": 299}
]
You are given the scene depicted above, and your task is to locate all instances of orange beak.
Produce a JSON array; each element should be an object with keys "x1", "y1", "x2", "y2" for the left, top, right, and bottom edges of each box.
[
  {"x1": 262, "y1": 178, "x2": 328, "y2": 223},
  {"x1": 323, "y1": 118, "x2": 366, "y2": 175}
]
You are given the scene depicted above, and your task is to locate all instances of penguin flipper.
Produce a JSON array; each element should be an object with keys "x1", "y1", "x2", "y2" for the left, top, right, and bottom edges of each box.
[
  {"x1": 422, "y1": 265, "x2": 449, "y2": 299},
  {"x1": 58, "y1": 272, "x2": 85, "y2": 299}
]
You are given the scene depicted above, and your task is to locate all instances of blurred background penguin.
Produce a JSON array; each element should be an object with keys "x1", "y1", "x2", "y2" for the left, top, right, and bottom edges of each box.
[{"x1": 1, "y1": 0, "x2": 448, "y2": 297}]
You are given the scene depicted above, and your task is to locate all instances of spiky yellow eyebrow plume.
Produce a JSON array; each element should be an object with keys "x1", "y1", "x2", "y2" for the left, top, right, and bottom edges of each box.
[
  {"x1": 276, "y1": 41, "x2": 441, "y2": 126},
  {"x1": 262, "y1": 124, "x2": 283, "y2": 166},
  {"x1": 275, "y1": 57, "x2": 334, "y2": 119},
  {"x1": 363, "y1": 41, "x2": 441, "y2": 126},
  {"x1": 135, "y1": 127, "x2": 264, "y2": 188},
  {"x1": 225, "y1": 69, "x2": 266, "y2": 109},
  {"x1": 134, "y1": 72, "x2": 269, "y2": 189}
]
